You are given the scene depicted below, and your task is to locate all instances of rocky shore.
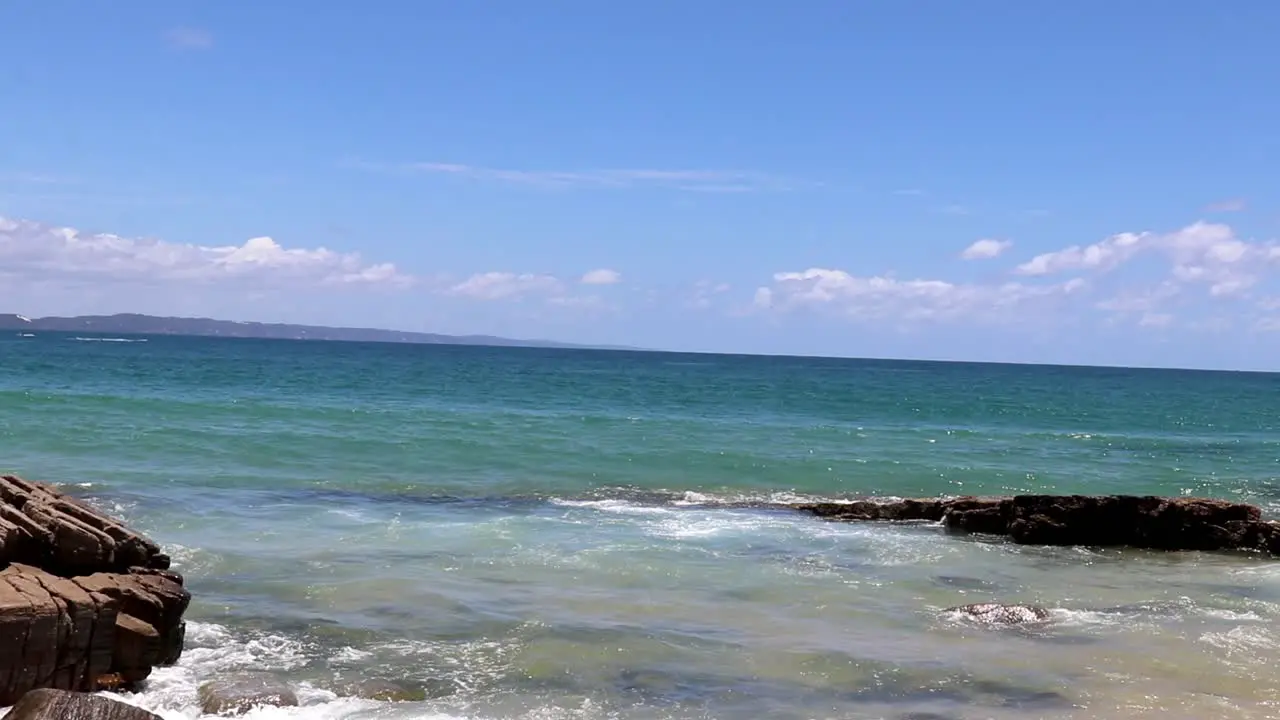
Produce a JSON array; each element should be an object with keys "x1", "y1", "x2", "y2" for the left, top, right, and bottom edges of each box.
[
  {"x1": 0, "y1": 474, "x2": 189, "y2": 707},
  {"x1": 798, "y1": 494, "x2": 1280, "y2": 554}
]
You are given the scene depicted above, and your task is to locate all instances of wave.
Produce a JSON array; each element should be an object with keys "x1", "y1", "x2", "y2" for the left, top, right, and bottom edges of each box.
[
  {"x1": 70, "y1": 337, "x2": 149, "y2": 343},
  {"x1": 59, "y1": 622, "x2": 467, "y2": 720}
]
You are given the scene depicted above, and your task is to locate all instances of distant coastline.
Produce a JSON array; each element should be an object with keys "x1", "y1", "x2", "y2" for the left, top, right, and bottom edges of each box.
[{"x1": 0, "y1": 312, "x2": 638, "y2": 351}]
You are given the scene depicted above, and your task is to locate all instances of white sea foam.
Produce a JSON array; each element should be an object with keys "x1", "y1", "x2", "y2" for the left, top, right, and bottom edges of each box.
[
  {"x1": 1199, "y1": 625, "x2": 1279, "y2": 660},
  {"x1": 549, "y1": 498, "x2": 671, "y2": 515},
  {"x1": 0, "y1": 620, "x2": 468, "y2": 720},
  {"x1": 552, "y1": 495, "x2": 958, "y2": 571},
  {"x1": 69, "y1": 336, "x2": 149, "y2": 343},
  {"x1": 99, "y1": 622, "x2": 470, "y2": 719}
]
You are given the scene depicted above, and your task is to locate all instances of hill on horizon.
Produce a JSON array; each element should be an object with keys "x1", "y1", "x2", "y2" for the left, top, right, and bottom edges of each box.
[{"x1": 0, "y1": 312, "x2": 635, "y2": 350}]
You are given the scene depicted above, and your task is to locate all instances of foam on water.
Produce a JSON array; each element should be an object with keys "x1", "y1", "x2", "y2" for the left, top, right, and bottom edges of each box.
[{"x1": 85, "y1": 622, "x2": 468, "y2": 720}]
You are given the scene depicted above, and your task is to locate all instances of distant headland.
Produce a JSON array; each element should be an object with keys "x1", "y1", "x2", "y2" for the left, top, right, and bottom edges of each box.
[{"x1": 0, "y1": 312, "x2": 637, "y2": 351}]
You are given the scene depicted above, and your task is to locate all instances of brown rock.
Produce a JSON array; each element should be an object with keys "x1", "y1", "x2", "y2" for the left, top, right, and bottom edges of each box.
[
  {"x1": 803, "y1": 499, "x2": 946, "y2": 522},
  {"x1": 0, "y1": 476, "x2": 171, "y2": 574},
  {"x1": 0, "y1": 475, "x2": 189, "y2": 705},
  {"x1": 11, "y1": 565, "x2": 109, "y2": 692},
  {"x1": 74, "y1": 571, "x2": 189, "y2": 667},
  {"x1": 112, "y1": 614, "x2": 160, "y2": 684},
  {"x1": 0, "y1": 575, "x2": 40, "y2": 699},
  {"x1": 5, "y1": 688, "x2": 162, "y2": 720},
  {"x1": 2, "y1": 571, "x2": 61, "y2": 698},
  {"x1": 798, "y1": 493, "x2": 1280, "y2": 555},
  {"x1": 198, "y1": 674, "x2": 299, "y2": 716},
  {"x1": 941, "y1": 497, "x2": 1011, "y2": 535}
]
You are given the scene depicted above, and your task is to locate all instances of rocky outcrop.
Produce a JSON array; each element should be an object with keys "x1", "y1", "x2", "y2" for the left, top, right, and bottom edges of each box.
[
  {"x1": 4, "y1": 689, "x2": 162, "y2": 720},
  {"x1": 800, "y1": 494, "x2": 1280, "y2": 554},
  {"x1": 0, "y1": 475, "x2": 188, "y2": 706}
]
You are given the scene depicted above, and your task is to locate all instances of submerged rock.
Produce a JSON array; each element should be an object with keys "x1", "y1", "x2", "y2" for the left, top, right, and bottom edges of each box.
[
  {"x1": 799, "y1": 494, "x2": 1280, "y2": 554},
  {"x1": 946, "y1": 602, "x2": 1051, "y2": 625},
  {"x1": 5, "y1": 688, "x2": 161, "y2": 720},
  {"x1": 0, "y1": 474, "x2": 189, "y2": 706},
  {"x1": 197, "y1": 674, "x2": 299, "y2": 715},
  {"x1": 346, "y1": 677, "x2": 437, "y2": 702}
]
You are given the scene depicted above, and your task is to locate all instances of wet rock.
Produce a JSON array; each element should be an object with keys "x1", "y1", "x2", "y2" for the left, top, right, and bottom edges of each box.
[
  {"x1": 803, "y1": 499, "x2": 948, "y2": 522},
  {"x1": 348, "y1": 677, "x2": 434, "y2": 702},
  {"x1": 942, "y1": 497, "x2": 1011, "y2": 535},
  {"x1": 5, "y1": 688, "x2": 162, "y2": 720},
  {"x1": 198, "y1": 674, "x2": 299, "y2": 715},
  {"x1": 0, "y1": 474, "x2": 189, "y2": 706},
  {"x1": 798, "y1": 493, "x2": 1280, "y2": 554},
  {"x1": 946, "y1": 602, "x2": 1051, "y2": 625}
]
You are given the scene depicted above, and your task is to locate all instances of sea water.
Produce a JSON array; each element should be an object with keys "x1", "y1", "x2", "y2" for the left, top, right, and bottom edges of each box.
[{"x1": 2, "y1": 333, "x2": 1279, "y2": 719}]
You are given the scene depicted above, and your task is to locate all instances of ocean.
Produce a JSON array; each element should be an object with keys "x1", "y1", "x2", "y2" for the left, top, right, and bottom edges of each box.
[{"x1": 2, "y1": 332, "x2": 1279, "y2": 719}]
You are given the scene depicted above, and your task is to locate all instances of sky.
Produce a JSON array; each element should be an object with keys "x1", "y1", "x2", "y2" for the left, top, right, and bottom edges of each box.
[{"x1": 2, "y1": 2, "x2": 1279, "y2": 370}]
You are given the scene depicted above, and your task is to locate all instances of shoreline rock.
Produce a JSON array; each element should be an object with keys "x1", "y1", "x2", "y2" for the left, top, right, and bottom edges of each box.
[
  {"x1": 0, "y1": 475, "x2": 189, "y2": 706},
  {"x1": 4, "y1": 688, "x2": 162, "y2": 720},
  {"x1": 798, "y1": 494, "x2": 1280, "y2": 555}
]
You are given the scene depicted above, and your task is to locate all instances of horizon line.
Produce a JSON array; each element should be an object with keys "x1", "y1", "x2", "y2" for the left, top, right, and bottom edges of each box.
[{"x1": 3, "y1": 311, "x2": 1272, "y2": 376}]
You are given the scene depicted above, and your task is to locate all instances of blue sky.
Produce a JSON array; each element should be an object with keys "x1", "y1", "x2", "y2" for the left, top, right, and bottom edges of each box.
[{"x1": 2, "y1": 2, "x2": 1279, "y2": 369}]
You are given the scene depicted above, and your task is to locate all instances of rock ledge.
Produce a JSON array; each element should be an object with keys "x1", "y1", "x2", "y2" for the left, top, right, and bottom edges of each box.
[
  {"x1": 799, "y1": 494, "x2": 1280, "y2": 554},
  {"x1": 0, "y1": 474, "x2": 188, "y2": 706}
]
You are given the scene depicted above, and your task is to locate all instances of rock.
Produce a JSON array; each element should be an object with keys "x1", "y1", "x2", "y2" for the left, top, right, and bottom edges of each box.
[
  {"x1": 348, "y1": 678, "x2": 431, "y2": 702},
  {"x1": 803, "y1": 499, "x2": 947, "y2": 522},
  {"x1": 946, "y1": 602, "x2": 1051, "y2": 625},
  {"x1": 0, "y1": 476, "x2": 169, "y2": 575},
  {"x1": 797, "y1": 493, "x2": 1280, "y2": 554},
  {"x1": 4, "y1": 688, "x2": 162, "y2": 720},
  {"x1": 198, "y1": 674, "x2": 299, "y2": 715},
  {"x1": 112, "y1": 614, "x2": 161, "y2": 684},
  {"x1": 940, "y1": 497, "x2": 1010, "y2": 535},
  {"x1": 0, "y1": 474, "x2": 189, "y2": 706}
]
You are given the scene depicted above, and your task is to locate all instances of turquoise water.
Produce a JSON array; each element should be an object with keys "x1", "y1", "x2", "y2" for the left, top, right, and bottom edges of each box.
[{"x1": 3, "y1": 333, "x2": 1280, "y2": 719}]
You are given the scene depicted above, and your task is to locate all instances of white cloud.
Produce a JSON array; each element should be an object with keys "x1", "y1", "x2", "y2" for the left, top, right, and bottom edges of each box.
[
  {"x1": 1016, "y1": 231, "x2": 1146, "y2": 276},
  {"x1": 351, "y1": 160, "x2": 796, "y2": 192},
  {"x1": 960, "y1": 238, "x2": 1013, "y2": 260},
  {"x1": 580, "y1": 268, "x2": 622, "y2": 285},
  {"x1": 755, "y1": 267, "x2": 1085, "y2": 324},
  {"x1": 443, "y1": 271, "x2": 619, "y2": 317},
  {"x1": 446, "y1": 272, "x2": 563, "y2": 300},
  {"x1": 0, "y1": 215, "x2": 411, "y2": 288},
  {"x1": 1016, "y1": 222, "x2": 1277, "y2": 298},
  {"x1": 165, "y1": 27, "x2": 214, "y2": 50}
]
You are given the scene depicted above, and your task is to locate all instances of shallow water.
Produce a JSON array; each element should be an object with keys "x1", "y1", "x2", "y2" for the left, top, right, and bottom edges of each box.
[{"x1": 2, "y1": 333, "x2": 1280, "y2": 718}]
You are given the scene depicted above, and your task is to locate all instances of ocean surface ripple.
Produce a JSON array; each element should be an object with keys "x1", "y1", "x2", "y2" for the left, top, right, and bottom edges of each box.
[{"x1": 3, "y1": 333, "x2": 1280, "y2": 718}]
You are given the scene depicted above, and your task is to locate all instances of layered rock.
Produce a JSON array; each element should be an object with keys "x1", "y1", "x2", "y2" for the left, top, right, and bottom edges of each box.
[
  {"x1": 4, "y1": 688, "x2": 162, "y2": 720},
  {"x1": 0, "y1": 475, "x2": 188, "y2": 706},
  {"x1": 799, "y1": 494, "x2": 1280, "y2": 554}
]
